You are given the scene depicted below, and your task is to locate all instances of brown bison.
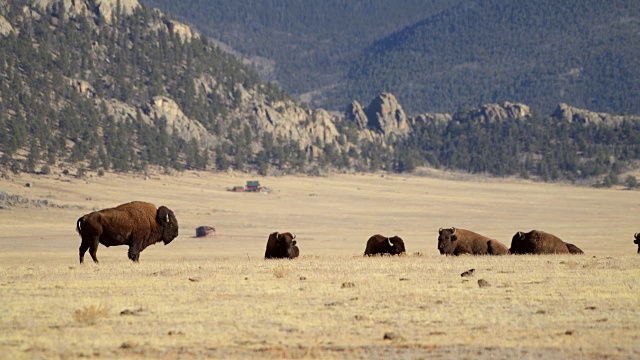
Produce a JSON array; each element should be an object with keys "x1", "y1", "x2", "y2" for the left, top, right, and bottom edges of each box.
[
  {"x1": 634, "y1": 233, "x2": 640, "y2": 253},
  {"x1": 437, "y1": 227, "x2": 509, "y2": 255},
  {"x1": 364, "y1": 234, "x2": 406, "y2": 256},
  {"x1": 265, "y1": 232, "x2": 299, "y2": 259},
  {"x1": 76, "y1": 201, "x2": 179, "y2": 263},
  {"x1": 509, "y1": 230, "x2": 583, "y2": 254}
]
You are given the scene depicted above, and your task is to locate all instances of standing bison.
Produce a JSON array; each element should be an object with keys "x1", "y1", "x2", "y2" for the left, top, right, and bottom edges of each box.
[
  {"x1": 265, "y1": 232, "x2": 299, "y2": 259},
  {"x1": 634, "y1": 233, "x2": 640, "y2": 253},
  {"x1": 437, "y1": 227, "x2": 509, "y2": 255},
  {"x1": 509, "y1": 230, "x2": 583, "y2": 254},
  {"x1": 364, "y1": 234, "x2": 406, "y2": 256},
  {"x1": 76, "y1": 201, "x2": 179, "y2": 263}
]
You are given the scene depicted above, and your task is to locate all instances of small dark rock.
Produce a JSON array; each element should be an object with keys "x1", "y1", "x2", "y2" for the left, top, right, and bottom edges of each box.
[
  {"x1": 341, "y1": 282, "x2": 356, "y2": 289},
  {"x1": 188, "y1": 277, "x2": 200, "y2": 282},
  {"x1": 477, "y1": 279, "x2": 490, "y2": 288},
  {"x1": 324, "y1": 301, "x2": 342, "y2": 307},
  {"x1": 565, "y1": 330, "x2": 574, "y2": 335},
  {"x1": 383, "y1": 332, "x2": 401, "y2": 340},
  {"x1": 168, "y1": 330, "x2": 184, "y2": 336},
  {"x1": 120, "y1": 342, "x2": 135, "y2": 349},
  {"x1": 300, "y1": 276, "x2": 307, "y2": 281},
  {"x1": 585, "y1": 306, "x2": 597, "y2": 310},
  {"x1": 25, "y1": 183, "x2": 31, "y2": 188},
  {"x1": 461, "y1": 269, "x2": 475, "y2": 277},
  {"x1": 399, "y1": 278, "x2": 410, "y2": 281}
]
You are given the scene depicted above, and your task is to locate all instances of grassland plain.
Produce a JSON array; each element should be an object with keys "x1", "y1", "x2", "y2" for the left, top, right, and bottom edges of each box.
[{"x1": 1, "y1": 169, "x2": 639, "y2": 359}]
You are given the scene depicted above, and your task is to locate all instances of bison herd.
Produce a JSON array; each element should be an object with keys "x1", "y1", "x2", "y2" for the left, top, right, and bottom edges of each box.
[{"x1": 76, "y1": 202, "x2": 637, "y2": 263}]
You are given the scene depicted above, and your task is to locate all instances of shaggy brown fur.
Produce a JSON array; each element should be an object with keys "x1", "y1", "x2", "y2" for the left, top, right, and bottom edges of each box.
[
  {"x1": 364, "y1": 234, "x2": 406, "y2": 256},
  {"x1": 264, "y1": 232, "x2": 299, "y2": 259},
  {"x1": 437, "y1": 227, "x2": 509, "y2": 255},
  {"x1": 566, "y1": 243, "x2": 584, "y2": 254},
  {"x1": 76, "y1": 201, "x2": 179, "y2": 263},
  {"x1": 509, "y1": 230, "x2": 582, "y2": 254}
]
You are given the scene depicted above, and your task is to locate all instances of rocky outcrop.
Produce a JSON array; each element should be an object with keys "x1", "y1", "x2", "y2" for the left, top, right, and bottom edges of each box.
[
  {"x1": 100, "y1": 97, "x2": 217, "y2": 149},
  {"x1": 551, "y1": 103, "x2": 640, "y2": 126},
  {"x1": 413, "y1": 112, "x2": 452, "y2": 126},
  {"x1": 345, "y1": 93, "x2": 411, "y2": 143},
  {"x1": 0, "y1": 14, "x2": 13, "y2": 36},
  {"x1": 146, "y1": 96, "x2": 216, "y2": 148},
  {"x1": 457, "y1": 102, "x2": 532, "y2": 124},
  {"x1": 347, "y1": 100, "x2": 368, "y2": 130},
  {"x1": 33, "y1": 0, "x2": 139, "y2": 23},
  {"x1": 365, "y1": 93, "x2": 410, "y2": 136}
]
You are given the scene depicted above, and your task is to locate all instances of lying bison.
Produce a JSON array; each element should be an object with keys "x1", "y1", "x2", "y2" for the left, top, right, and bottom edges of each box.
[
  {"x1": 364, "y1": 234, "x2": 406, "y2": 256},
  {"x1": 76, "y1": 201, "x2": 179, "y2": 263},
  {"x1": 509, "y1": 230, "x2": 583, "y2": 254},
  {"x1": 634, "y1": 233, "x2": 640, "y2": 253},
  {"x1": 437, "y1": 227, "x2": 509, "y2": 255},
  {"x1": 265, "y1": 232, "x2": 299, "y2": 259}
]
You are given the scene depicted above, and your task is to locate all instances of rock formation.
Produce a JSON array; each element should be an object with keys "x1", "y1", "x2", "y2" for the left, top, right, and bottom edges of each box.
[{"x1": 551, "y1": 103, "x2": 640, "y2": 126}]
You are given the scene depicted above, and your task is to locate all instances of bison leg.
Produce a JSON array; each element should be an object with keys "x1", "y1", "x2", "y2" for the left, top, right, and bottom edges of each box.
[
  {"x1": 79, "y1": 242, "x2": 90, "y2": 264},
  {"x1": 128, "y1": 246, "x2": 140, "y2": 262},
  {"x1": 88, "y1": 237, "x2": 100, "y2": 263}
]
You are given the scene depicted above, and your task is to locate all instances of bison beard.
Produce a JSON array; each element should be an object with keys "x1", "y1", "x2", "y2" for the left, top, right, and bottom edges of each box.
[
  {"x1": 76, "y1": 201, "x2": 179, "y2": 263},
  {"x1": 264, "y1": 232, "x2": 299, "y2": 259},
  {"x1": 364, "y1": 235, "x2": 406, "y2": 256}
]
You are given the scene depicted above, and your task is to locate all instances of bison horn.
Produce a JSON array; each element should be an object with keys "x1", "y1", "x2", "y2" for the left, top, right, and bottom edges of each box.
[
  {"x1": 451, "y1": 227, "x2": 456, "y2": 234},
  {"x1": 387, "y1": 237, "x2": 394, "y2": 247},
  {"x1": 635, "y1": 232, "x2": 639, "y2": 238},
  {"x1": 439, "y1": 228, "x2": 443, "y2": 234},
  {"x1": 292, "y1": 233, "x2": 296, "y2": 239}
]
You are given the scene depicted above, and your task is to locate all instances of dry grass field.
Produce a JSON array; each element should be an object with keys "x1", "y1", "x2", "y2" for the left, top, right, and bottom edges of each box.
[{"x1": 1, "y1": 169, "x2": 639, "y2": 359}]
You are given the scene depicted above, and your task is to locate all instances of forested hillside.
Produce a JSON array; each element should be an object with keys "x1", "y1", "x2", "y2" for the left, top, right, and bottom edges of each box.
[
  {"x1": 139, "y1": 0, "x2": 460, "y2": 104},
  {"x1": 141, "y1": 0, "x2": 640, "y2": 116},
  {"x1": 344, "y1": 0, "x2": 640, "y2": 114},
  {"x1": 1, "y1": 0, "x2": 640, "y2": 188},
  {"x1": 0, "y1": 0, "x2": 351, "y2": 176}
]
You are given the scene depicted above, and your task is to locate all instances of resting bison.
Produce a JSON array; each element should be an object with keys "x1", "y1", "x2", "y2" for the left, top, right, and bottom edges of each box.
[
  {"x1": 634, "y1": 233, "x2": 640, "y2": 253},
  {"x1": 76, "y1": 201, "x2": 179, "y2": 263},
  {"x1": 509, "y1": 230, "x2": 583, "y2": 254},
  {"x1": 437, "y1": 227, "x2": 509, "y2": 255},
  {"x1": 364, "y1": 235, "x2": 406, "y2": 256},
  {"x1": 265, "y1": 232, "x2": 299, "y2": 259}
]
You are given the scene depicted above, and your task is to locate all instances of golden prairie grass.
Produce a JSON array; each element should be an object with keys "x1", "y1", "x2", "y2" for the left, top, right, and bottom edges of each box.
[
  {"x1": 0, "y1": 169, "x2": 639, "y2": 359},
  {"x1": 73, "y1": 304, "x2": 109, "y2": 325}
]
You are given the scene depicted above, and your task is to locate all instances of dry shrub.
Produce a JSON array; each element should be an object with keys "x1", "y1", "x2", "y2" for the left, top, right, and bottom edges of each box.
[
  {"x1": 272, "y1": 265, "x2": 290, "y2": 278},
  {"x1": 73, "y1": 304, "x2": 109, "y2": 325}
]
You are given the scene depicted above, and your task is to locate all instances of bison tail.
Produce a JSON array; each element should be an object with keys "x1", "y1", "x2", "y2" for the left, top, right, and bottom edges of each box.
[{"x1": 76, "y1": 217, "x2": 83, "y2": 234}]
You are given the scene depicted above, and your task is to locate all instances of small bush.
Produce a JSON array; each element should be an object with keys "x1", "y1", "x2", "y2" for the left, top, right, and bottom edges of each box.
[
  {"x1": 73, "y1": 304, "x2": 109, "y2": 325},
  {"x1": 40, "y1": 165, "x2": 51, "y2": 175},
  {"x1": 97, "y1": 169, "x2": 105, "y2": 177},
  {"x1": 272, "y1": 265, "x2": 290, "y2": 278}
]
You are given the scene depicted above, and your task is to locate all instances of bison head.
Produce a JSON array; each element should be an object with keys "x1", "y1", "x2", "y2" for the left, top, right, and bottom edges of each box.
[
  {"x1": 635, "y1": 233, "x2": 640, "y2": 253},
  {"x1": 386, "y1": 236, "x2": 406, "y2": 255},
  {"x1": 267, "y1": 232, "x2": 299, "y2": 259},
  {"x1": 509, "y1": 231, "x2": 532, "y2": 254},
  {"x1": 157, "y1": 206, "x2": 179, "y2": 245},
  {"x1": 437, "y1": 227, "x2": 458, "y2": 255}
]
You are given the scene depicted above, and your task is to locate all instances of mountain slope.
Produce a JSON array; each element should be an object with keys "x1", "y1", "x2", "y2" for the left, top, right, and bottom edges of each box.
[
  {"x1": 343, "y1": 0, "x2": 640, "y2": 114},
  {"x1": 139, "y1": 0, "x2": 461, "y2": 104},
  {"x1": 0, "y1": 0, "x2": 353, "y2": 175}
]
